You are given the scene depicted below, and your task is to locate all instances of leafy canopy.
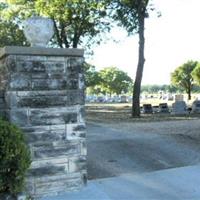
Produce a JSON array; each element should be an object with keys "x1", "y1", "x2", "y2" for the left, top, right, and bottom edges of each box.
[
  {"x1": 0, "y1": 2, "x2": 27, "y2": 47},
  {"x1": 5, "y1": 0, "x2": 110, "y2": 49},
  {"x1": 171, "y1": 60, "x2": 198, "y2": 99},
  {"x1": 108, "y1": 0, "x2": 152, "y2": 34},
  {"x1": 192, "y1": 63, "x2": 200, "y2": 85},
  {"x1": 99, "y1": 67, "x2": 133, "y2": 95},
  {"x1": 84, "y1": 62, "x2": 101, "y2": 88}
]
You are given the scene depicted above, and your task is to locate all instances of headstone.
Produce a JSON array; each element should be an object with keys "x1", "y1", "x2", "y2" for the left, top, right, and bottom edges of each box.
[
  {"x1": 142, "y1": 104, "x2": 153, "y2": 114},
  {"x1": 120, "y1": 95, "x2": 127, "y2": 103},
  {"x1": 175, "y1": 94, "x2": 184, "y2": 101},
  {"x1": 158, "y1": 103, "x2": 169, "y2": 113},
  {"x1": 152, "y1": 105, "x2": 159, "y2": 113},
  {"x1": 191, "y1": 100, "x2": 200, "y2": 113},
  {"x1": 171, "y1": 100, "x2": 187, "y2": 115},
  {"x1": 0, "y1": 46, "x2": 86, "y2": 199}
]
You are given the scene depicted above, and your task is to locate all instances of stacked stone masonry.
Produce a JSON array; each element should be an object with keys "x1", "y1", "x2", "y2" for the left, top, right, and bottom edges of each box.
[{"x1": 0, "y1": 47, "x2": 86, "y2": 199}]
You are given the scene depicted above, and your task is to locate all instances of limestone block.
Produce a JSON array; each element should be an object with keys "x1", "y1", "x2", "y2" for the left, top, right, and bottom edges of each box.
[
  {"x1": 8, "y1": 108, "x2": 29, "y2": 126},
  {"x1": 31, "y1": 79, "x2": 67, "y2": 90},
  {"x1": 24, "y1": 127, "x2": 66, "y2": 144},
  {"x1": 80, "y1": 140, "x2": 87, "y2": 156},
  {"x1": 0, "y1": 90, "x2": 5, "y2": 109},
  {"x1": 66, "y1": 90, "x2": 85, "y2": 106},
  {"x1": 31, "y1": 157, "x2": 69, "y2": 169},
  {"x1": 68, "y1": 156, "x2": 87, "y2": 173},
  {"x1": 30, "y1": 174, "x2": 83, "y2": 198},
  {"x1": 17, "y1": 95, "x2": 68, "y2": 108},
  {"x1": 66, "y1": 123, "x2": 86, "y2": 140},
  {"x1": 32, "y1": 141, "x2": 81, "y2": 159},
  {"x1": 78, "y1": 73, "x2": 85, "y2": 89},
  {"x1": 10, "y1": 73, "x2": 31, "y2": 90},
  {"x1": 29, "y1": 107, "x2": 78, "y2": 125}
]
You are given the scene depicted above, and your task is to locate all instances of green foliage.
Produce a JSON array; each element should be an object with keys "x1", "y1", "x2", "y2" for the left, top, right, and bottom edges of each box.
[
  {"x1": 192, "y1": 63, "x2": 200, "y2": 85},
  {"x1": 84, "y1": 62, "x2": 101, "y2": 88},
  {"x1": 0, "y1": 119, "x2": 31, "y2": 195},
  {"x1": 171, "y1": 60, "x2": 198, "y2": 100},
  {"x1": 108, "y1": 0, "x2": 150, "y2": 34},
  {"x1": 0, "y1": 2, "x2": 27, "y2": 47},
  {"x1": 5, "y1": 0, "x2": 110, "y2": 49},
  {"x1": 99, "y1": 67, "x2": 133, "y2": 95}
]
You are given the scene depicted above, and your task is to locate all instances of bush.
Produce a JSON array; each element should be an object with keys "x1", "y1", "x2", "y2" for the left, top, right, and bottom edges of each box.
[{"x1": 0, "y1": 119, "x2": 31, "y2": 196}]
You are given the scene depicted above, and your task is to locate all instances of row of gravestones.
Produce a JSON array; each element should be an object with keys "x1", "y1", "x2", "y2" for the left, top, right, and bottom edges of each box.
[{"x1": 142, "y1": 100, "x2": 200, "y2": 114}]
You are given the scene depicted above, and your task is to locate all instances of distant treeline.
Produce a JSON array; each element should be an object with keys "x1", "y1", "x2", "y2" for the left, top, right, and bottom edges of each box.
[{"x1": 141, "y1": 84, "x2": 200, "y2": 93}]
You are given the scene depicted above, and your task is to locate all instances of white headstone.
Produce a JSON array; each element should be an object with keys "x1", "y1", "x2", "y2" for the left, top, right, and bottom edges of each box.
[
  {"x1": 171, "y1": 100, "x2": 187, "y2": 115},
  {"x1": 175, "y1": 94, "x2": 184, "y2": 101}
]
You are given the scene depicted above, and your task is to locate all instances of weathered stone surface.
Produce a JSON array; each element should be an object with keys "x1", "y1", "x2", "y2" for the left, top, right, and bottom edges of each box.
[
  {"x1": 66, "y1": 123, "x2": 86, "y2": 140},
  {"x1": 18, "y1": 96, "x2": 68, "y2": 108},
  {"x1": 80, "y1": 140, "x2": 87, "y2": 156},
  {"x1": 0, "y1": 46, "x2": 84, "y2": 58},
  {"x1": 68, "y1": 156, "x2": 87, "y2": 173},
  {"x1": 26, "y1": 172, "x2": 85, "y2": 197},
  {"x1": 34, "y1": 176, "x2": 83, "y2": 197},
  {"x1": 29, "y1": 108, "x2": 78, "y2": 125},
  {"x1": 32, "y1": 141, "x2": 81, "y2": 159},
  {"x1": 8, "y1": 109, "x2": 29, "y2": 126},
  {"x1": 67, "y1": 90, "x2": 85, "y2": 106},
  {"x1": 26, "y1": 129, "x2": 66, "y2": 144},
  {"x1": 10, "y1": 73, "x2": 31, "y2": 90},
  {"x1": 191, "y1": 100, "x2": 200, "y2": 114},
  {"x1": 31, "y1": 157, "x2": 69, "y2": 169},
  {"x1": 0, "y1": 47, "x2": 86, "y2": 199},
  {"x1": 28, "y1": 165, "x2": 66, "y2": 177},
  {"x1": 31, "y1": 79, "x2": 67, "y2": 90},
  {"x1": 0, "y1": 90, "x2": 4, "y2": 97},
  {"x1": 171, "y1": 101, "x2": 187, "y2": 115}
]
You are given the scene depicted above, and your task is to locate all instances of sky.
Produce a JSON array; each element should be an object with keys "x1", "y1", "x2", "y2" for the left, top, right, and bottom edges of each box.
[{"x1": 86, "y1": 0, "x2": 200, "y2": 85}]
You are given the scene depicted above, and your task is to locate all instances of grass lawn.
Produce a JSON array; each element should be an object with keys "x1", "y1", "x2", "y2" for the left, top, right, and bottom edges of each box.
[{"x1": 86, "y1": 102, "x2": 200, "y2": 123}]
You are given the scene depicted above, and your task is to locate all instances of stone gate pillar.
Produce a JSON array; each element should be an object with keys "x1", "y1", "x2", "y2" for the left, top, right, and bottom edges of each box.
[{"x1": 0, "y1": 46, "x2": 87, "y2": 198}]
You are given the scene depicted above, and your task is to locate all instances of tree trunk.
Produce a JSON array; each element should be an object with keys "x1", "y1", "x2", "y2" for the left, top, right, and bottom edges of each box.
[
  {"x1": 132, "y1": 13, "x2": 145, "y2": 117},
  {"x1": 52, "y1": 19, "x2": 63, "y2": 48},
  {"x1": 188, "y1": 86, "x2": 191, "y2": 100}
]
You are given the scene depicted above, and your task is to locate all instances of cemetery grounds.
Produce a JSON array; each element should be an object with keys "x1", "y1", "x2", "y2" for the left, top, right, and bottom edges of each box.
[{"x1": 86, "y1": 99, "x2": 200, "y2": 137}]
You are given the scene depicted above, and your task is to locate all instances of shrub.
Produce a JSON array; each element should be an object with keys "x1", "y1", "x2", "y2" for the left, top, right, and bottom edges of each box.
[{"x1": 0, "y1": 119, "x2": 31, "y2": 195}]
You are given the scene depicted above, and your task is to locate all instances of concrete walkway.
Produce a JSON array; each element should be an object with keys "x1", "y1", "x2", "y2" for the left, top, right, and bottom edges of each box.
[{"x1": 42, "y1": 164, "x2": 200, "y2": 200}]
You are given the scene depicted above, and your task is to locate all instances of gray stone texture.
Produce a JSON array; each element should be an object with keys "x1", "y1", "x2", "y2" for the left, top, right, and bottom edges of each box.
[
  {"x1": 0, "y1": 47, "x2": 86, "y2": 199},
  {"x1": 171, "y1": 100, "x2": 187, "y2": 115},
  {"x1": 191, "y1": 100, "x2": 200, "y2": 114},
  {"x1": 0, "y1": 90, "x2": 6, "y2": 119}
]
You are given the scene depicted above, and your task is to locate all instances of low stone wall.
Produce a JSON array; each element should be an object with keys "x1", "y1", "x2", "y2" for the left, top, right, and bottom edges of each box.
[{"x1": 0, "y1": 47, "x2": 87, "y2": 198}]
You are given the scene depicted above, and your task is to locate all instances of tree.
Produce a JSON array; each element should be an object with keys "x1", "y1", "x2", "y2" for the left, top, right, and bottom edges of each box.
[
  {"x1": 108, "y1": 0, "x2": 153, "y2": 117},
  {"x1": 171, "y1": 60, "x2": 198, "y2": 100},
  {"x1": 84, "y1": 62, "x2": 101, "y2": 88},
  {"x1": 192, "y1": 63, "x2": 200, "y2": 85},
  {"x1": 5, "y1": 0, "x2": 110, "y2": 49},
  {"x1": 0, "y1": 2, "x2": 27, "y2": 47},
  {"x1": 99, "y1": 67, "x2": 133, "y2": 95}
]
